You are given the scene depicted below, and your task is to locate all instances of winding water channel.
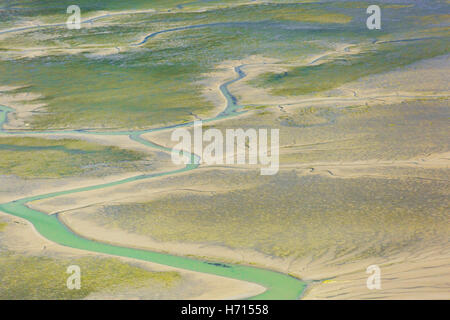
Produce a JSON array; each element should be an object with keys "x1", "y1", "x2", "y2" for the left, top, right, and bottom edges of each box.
[{"x1": 0, "y1": 58, "x2": 307, "y2": 299}]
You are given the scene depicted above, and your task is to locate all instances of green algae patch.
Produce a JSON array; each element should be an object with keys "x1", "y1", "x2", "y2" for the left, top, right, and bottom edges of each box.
[
  {"x1": 0, "y1": 253, "x2": 181, "y2": 300},
  {"x1": 0, "y1": 137, "x2": 149, "y2": 179},
  {"x1": 251, "y1": 39, "x2": 450, "y2": 96},
  {"x1": 272, "y1": 8, "x2": 352, "y2": 24}
]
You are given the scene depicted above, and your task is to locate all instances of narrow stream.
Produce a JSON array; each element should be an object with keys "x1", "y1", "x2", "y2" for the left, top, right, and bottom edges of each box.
[{"x1": 0, "y1": 63, "x2": 307, "y2": 299}]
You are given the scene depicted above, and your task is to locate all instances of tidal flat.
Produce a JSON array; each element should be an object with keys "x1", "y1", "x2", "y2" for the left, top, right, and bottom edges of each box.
[
  {"x1": 71, "y1": 169, "x2": 449, "y2": 260},
  {"x1": 0, "y1": 0, "x2": 449, "y2": 300},
  {"x1": 1, "y1": 1, "x2": 448, "y2": 130}
]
